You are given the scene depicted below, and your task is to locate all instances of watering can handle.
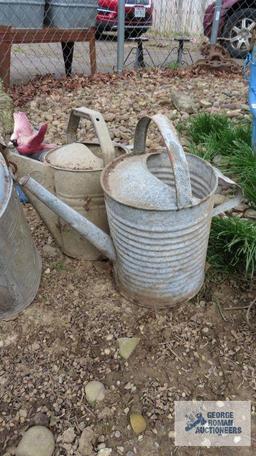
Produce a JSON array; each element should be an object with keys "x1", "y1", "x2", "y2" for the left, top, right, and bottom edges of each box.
[
  {"x1": 133, "y1": 114, "x2": 193, "y2": 209},
  {"x1": 212, "y1": 168, "x2": 243, "y2": 217},
  {"x1": 66, "y1": 107, "x2": 116, "y2": 166}
]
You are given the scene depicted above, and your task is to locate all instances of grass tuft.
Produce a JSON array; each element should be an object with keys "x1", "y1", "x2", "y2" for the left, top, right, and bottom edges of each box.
[
  {"x1": 208, "y1": 217, "x2": 256, "y2": 278},
  {"x1": 187, "y1": 113, "x2": 256, "y2": 278}
]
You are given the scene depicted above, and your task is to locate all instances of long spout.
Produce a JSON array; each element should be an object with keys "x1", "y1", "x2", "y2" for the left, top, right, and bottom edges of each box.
[{"x1": 19, "y1": 176, "x2": 116, "y2": 262}]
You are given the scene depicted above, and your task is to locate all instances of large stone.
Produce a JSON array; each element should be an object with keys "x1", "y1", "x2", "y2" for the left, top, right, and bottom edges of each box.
[
  {"x1": 130, "y1": 413, "x2": 147, "y2": 435},
  {"x1": 118, "y1": 337, "x2": 140, "y2": 360},
  {"x1": 171, "y1": 92, "x2": 196, "y2": 114},
  {"x1": 78, "y1": 427, "x2": 95, "y2": 456},
  {"x1": 16, "y1": 426, "x2": 55, "y2": 456},
  {"x1": 85, "y1": 381, "x2": 106, "y2": 405}
]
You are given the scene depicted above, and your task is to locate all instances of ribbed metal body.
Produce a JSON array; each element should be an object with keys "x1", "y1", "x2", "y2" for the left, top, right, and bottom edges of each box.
[
  {"x1": 0, "y1": 155, "x2": 41, "y2": 319},
  {"x1": 46, "y1": 0, "x2": 98, "y2": 28},
  {"x1": 0, "y1": 0, "x2": 45, "y2": 28},
  {"x1": 105, "y1": 153, "x2": 215, "y2": 308}
]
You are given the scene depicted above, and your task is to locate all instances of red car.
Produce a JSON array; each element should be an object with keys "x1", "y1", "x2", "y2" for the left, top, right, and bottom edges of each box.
[
  {"x1": 204, "y1": 0, "x2": 256, "y2": 58},
  {"x1": 96, "y1": 0, "x2": 153, "y2": 38}
]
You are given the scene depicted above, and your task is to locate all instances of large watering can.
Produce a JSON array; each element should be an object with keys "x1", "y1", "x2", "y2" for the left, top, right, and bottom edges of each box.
[
  {"x1": 19, "y1": 114, "x2": 242, "y2": 308},
  {"x1": 7, "y1": 107, "x2": 127, "y2": 260},
  {"x1": 0, "y1": 153, "x2": 41, "y2": 319}
]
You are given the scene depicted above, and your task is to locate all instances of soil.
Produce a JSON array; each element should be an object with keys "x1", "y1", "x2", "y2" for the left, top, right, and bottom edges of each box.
[
  {"x1": 0, "y1": 204, "x2": 255, "y2": 456},
  {"x1": 1, "y1": 70, "x2": 256, "y2": 456}
]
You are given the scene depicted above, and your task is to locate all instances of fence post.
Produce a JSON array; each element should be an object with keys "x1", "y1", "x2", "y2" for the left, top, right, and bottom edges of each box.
[
  {"x1": 117, "y1": 0, "x2": 125, "y2": 73},
  {"x1": 210, "y1": 0, "x2": 222, "y2": 45}
]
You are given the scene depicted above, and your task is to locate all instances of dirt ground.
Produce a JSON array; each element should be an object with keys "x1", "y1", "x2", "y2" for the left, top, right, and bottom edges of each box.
[{"x1": 1, "y1": 70, "x2": 256, "y2": 455}]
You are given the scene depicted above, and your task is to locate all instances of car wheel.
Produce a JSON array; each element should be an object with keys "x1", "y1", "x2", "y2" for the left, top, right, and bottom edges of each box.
[{"x1": 223, "y1": 8, "x2": 256, "y2": 59}]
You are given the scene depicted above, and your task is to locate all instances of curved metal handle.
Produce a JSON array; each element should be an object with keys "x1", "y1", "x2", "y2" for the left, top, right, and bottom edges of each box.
[
  {"x1": 66, "y1": 107, "x2": 115, "y2": 166},
  {"x1": 212, "y1": 168, "x2": 243, "y2": 216},
  {"x1": 133, "y1": 114, "x2": 193, "y2": 209}
]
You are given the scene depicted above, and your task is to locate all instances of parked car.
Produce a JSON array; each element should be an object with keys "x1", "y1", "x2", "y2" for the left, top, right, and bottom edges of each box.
[
  {"x1": 96, "y1": 0, "x2": 153, "y2": 38},
  {"x1": 204, "y1": 0, "x2": 256, "y2": 58}
]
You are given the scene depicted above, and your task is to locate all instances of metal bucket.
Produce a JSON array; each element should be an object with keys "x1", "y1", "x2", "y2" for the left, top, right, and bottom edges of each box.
[
  {"x1": 45, "y1": 0, "x2": 97, "y2": 28},
  {"x1": 0, "y1": 0, "x2": 45, "y2": 28},
  {"x1": 7, "y1": 108, "x2": 127, "y2": 260},
  {"x1": 101, "y1": 115, "x2": 242, "y2": 308},
  {"x1": 0, "y1": 154, "x2": 41, "y2": 319}
]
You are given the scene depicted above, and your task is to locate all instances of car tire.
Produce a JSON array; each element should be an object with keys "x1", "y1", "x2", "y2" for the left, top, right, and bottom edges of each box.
[{"x1": 223, "y1": 8, "x2": 256, "y2": 59}]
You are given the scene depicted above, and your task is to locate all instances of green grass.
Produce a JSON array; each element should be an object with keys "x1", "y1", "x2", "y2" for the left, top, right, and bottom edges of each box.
[
  {"x1": 208, "y1": 217, "x2": 256, "y2": 278},
  {"x1": 221, "y1": 141, "x2": 256, "y2": 205},
  {"x1": 188, "y1": 113, "x2": 255, "y2": 205},
  {"x1": 187, "y1": 113, "x2": 256, "y2": 278}
]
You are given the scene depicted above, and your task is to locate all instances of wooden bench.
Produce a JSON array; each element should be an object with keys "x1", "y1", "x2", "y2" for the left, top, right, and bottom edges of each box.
[{"x1": 0, "y1": 26, "x2": 97, "y2": 89}]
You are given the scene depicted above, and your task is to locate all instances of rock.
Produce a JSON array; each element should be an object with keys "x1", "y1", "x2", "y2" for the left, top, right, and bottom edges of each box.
[
  {"x1": 62, "y1": 427, "x2": 76, "y2": 444},
  {"x1": 31, "y1": 412, "x2": 50, "y2": 427},
  {"x1": 213, "y1": 194, "x2": 227, "y2": 207},
  {"x1": 78, "y1": 427, "x2": 95, "y2": 456},
  {"x1": 169, "y1": 110, "x2": 178, "y2": 120},
  {"x1": 171, "y1": 92, "x2": 196, "y2": 114},
  {"x1": 245, "y1": 208, "x2": 256, "y2": 220},
  {"x1": 104, "y1": 113, "x2": 116, "y2": 122},
  {"x1": 118, "y1": 337, "x2": 140, "y2": 360},
  {"x1": 85, "y1": 381, "x2": 106, "y2": 405},
  {"x1": 233, "y1": 202, "x2": 248, "y2": 213},
  {"x1": 130, "y1": 413, "x2": 147, "y2": 435},
  {"x1": 226, "y1": 110, "x2": 241, "y2": 118},
  {"x1": 98, "y1": 449, "x2": 112, "y2": 456},
  {"x1": 168, "y1": 430, "x2": 175, "y2": 439},
  {"x1": 212, "y1": 154, "x2": 223, "y2": 166},
  {"x1": 200, "y1": 100, "x2": 212, "y2": 108},
  {"x1": 42, "y1": 245, "x2": 59, "y2": 258},
  {"x1": 16, "y1": 426, "x2": 55, "y2": 456},
  {"x1": 240, "y1": 104, "x2": 250, "y2": 111}
]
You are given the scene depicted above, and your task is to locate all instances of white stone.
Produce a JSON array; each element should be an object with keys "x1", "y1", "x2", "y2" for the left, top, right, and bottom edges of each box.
[
  {"x1": 85, "y1": 381, "x2": 106, "y2": 405},
  {"x1": 98, "y1": 449, "x2": 112, "y2": 456},
  {"x1": 118, "y1": 337, "x2": 140, "y2": 360},
  {"x1": 16, "y1": 426, "x2": 55, "y2": 456}
]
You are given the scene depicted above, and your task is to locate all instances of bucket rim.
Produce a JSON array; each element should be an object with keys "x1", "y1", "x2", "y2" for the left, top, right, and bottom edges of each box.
[
  {"x1": 101, "y1": 151, "x2": 219, "y2": 211},
  {"x1": 44, "y1": 141, "x2": 126, "y2": 172}
]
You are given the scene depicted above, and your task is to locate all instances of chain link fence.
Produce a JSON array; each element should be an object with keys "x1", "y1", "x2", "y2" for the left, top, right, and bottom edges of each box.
[{"x1": 0, "y1": 0, "x2": 255, "y2": 87}]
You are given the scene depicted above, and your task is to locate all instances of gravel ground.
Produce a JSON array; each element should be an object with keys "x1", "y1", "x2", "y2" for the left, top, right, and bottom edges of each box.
[{"x1": 1, "y1": 69, "x2": 256, "y2": 455}]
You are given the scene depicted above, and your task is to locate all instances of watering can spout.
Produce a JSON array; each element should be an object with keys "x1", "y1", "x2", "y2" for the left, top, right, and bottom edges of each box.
[{"x1": 19, "y1": 176, "x2": 117, "y2": 262}]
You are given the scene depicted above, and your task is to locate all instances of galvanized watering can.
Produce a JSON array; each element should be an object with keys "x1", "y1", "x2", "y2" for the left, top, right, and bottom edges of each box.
[
  {"x1": 19, "y1": 114, "x2": 242, "y2": 308},
  {"x1": 0, "y1": 153, "x2": 41, "y2": 319},
  {"x1": 7, "y1": 107, "x2": 127, "y2": 260}
]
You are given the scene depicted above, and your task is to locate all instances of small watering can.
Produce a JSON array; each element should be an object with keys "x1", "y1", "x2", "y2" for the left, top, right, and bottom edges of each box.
[
  {"x1": 7, "y1": 107, "x2": 127, "y2": 260},
  {"x1": 0, "y1": 153, "x2": 41, "y2": 319},
  {"x1": 19, "y1": 114, "x2": 242, "y2": 308}
]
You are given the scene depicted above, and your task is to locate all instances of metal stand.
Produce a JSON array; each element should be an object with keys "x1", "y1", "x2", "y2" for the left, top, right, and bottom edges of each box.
[
  {"x1": 124, "y1": 37, "x2": 155, "y2": 69},
  {"x1": 161, "y1": 37, "x2": 193, "y2": 67}
]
